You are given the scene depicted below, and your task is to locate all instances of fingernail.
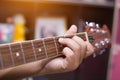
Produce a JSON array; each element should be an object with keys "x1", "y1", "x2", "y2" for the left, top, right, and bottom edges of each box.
[
  {"x1": 69, "y1": 25, "x2": 77, "y2": 33},
  {"x1": 59, "y1": 38, "x2": 64, "y2": 42}
]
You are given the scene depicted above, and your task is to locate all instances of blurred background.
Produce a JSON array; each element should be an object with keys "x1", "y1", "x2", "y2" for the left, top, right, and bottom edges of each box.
[{"x1": 0, "y1": 0, "x2": 118, "y2": 80}]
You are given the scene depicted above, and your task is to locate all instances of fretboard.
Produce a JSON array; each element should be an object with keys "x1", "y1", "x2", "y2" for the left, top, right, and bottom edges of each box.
[{"x1": 0, "y1": 32, "x2": 88, "y2": 69}]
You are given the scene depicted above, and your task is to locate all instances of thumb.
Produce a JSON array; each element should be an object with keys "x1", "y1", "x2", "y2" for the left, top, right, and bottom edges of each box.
[{"x1": 65, "y1": 25, "x2": 77, "y2": 35}]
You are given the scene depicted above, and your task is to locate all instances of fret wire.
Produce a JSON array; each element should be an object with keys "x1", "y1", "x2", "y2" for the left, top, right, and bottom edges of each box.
[
  {"x1": 34, "y1": 51, "x2": 63, "y2": 59},
  {"x1": 0, "y1": 47, "x2": 61, "y2": 59},
  {"x1": 0, "y1": 51, "x2": 4, "y2": 69},
  {"x1": 53, "y1": 37, "x2": 58, "y2": 55},
  {"x1": 0, "y1": 34, "x2": 86, "y2": 51},
  {"x1": 9, "y1": 44, "x2": 15, "y2": 65},
  {"x1": 42, "y1": 39, "x2": 48, "y2": 58},
  {"x1": 20, "y1": 42, "x2": 26, "y2": 63},
  {"x1": 84, "y1": 32, "x2": 89, "y2": 41},
  {"x1": 36, "y1": 47, "x2": 56, "y2": 53},
  {"x1": 31, "y1": 40, "x2": 37, "y2": 61},
  {"x1": 0, "y1": 33, "x2": 87, "y2": 69}
]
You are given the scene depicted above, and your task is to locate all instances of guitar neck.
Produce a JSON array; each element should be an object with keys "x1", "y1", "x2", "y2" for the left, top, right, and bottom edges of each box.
[{"x1": 0, "y1": 32, "x2": 88, "y2": 69}]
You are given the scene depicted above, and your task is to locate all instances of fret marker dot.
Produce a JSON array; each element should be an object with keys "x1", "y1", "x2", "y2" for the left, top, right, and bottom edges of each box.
[
  {"x1": 16, "y1": 52, "x2": 20, "y2": 57},
  {"x1": 38, "y1": 48, "x2": 42, "y2": 52}
]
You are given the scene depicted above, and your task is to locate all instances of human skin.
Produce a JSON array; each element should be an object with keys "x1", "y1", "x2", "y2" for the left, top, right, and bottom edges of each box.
[{"x1": 0, "y1": 25, "x2": 94, "y2": 80}]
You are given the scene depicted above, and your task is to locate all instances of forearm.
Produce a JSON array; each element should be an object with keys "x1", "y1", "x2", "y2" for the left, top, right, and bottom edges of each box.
[
  {"x1": 0, "y1": 60, "x2": 48, "y2": 80},
  {"x1": 0, "y1": 25, "x2": 94, "y2": 80},
  {"x1": 0, "y1": 57, "x2": 67, "y2": 80}
]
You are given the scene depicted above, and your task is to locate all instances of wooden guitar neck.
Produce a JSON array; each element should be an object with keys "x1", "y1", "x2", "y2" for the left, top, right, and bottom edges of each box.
[{"x1": 0, "y1": 32, "x2": 88, "y2": 69}]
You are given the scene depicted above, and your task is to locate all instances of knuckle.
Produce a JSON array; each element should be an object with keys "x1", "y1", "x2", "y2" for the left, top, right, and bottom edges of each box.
[
  {"x1": 61, "y1": 65, "x2": 68, "y2": 72},
  {"x1": 81, "y1": 41, "x2": 86, "y2": 48},
  {"x1": 65, "y1": 39, "x2": 73, "y2": 45},
  {"x1": 72, "y1": 36, "x2": 81, "y2": 42},
  {"x1": 75, "y1": 46, "x2": 80, "y2": 50},
  {"x1": 74, "y1": 46, "x2": 81, "y2": 53},
  {"x1": 73, "y1": 36, "x2": 78, "y2": 39},
  {"x1": 61, "y1": 64, "x2": 71, "y2": 72},
  {"x1": 68, "y1": 53, "x2": 74, "y2": 58}
]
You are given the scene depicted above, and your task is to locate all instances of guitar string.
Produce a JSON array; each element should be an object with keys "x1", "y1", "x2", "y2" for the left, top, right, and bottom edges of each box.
[
  {"x1": 0, "y1": 34, "x2": 86, "y2": 61},
  {"x1": 2, "y1": 40, "x2": 108, "y2": 68},
  {"x1": 18, "y1": 49, "x2": 63, "y2": 60},
  {"x1": 0, "y1": 40, "x2": 63, "y2": 62},
  {"x1": 0, "y1": 46, "x2": 63, "y2": 68},
  {"x1": 0, "y1": 34, "x2": 86, "y2": 52},
  {"x1": 0, "y1": 48, "x2": 63, "y2": 62},
  {"x1": 0, "y1": 39, "x2": 62, "y2": 52},
  {"x1": 0, "y1": 52, "x2": 64, "y2": 69},
  {"x1": 0, "y1": 45, "x2": 63, "y2": 57},
  {"x1": 0, "y1": 32, "x2": 86, "y2": 47},
  {"x1": 0, "y1": 32, "x2": 109, "y2": 68},
  {"x1": 0, "y1": 34, "x2": 86, "y2": 66},
  {"x1": 0, "y1": 46, "x2": 62, "y2": 57},
  {"x1": 0, "y1": 38, "x2": 86, "y2": 67},
  {"x1": 2, "y1": 34, "x2": 86, "y2": 63}
]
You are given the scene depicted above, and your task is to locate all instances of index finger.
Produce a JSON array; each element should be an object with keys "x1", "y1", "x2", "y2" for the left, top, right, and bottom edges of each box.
[{"x1": 64, "y1": 25, "x2": 77, "y2": 36}]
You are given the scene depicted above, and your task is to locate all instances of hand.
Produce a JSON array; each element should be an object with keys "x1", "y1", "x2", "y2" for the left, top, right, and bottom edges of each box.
[
  {"x1": 0, "y1": 25, "x2": 94, "y2": 80},
  {"x1": 37, "y1": 25, "x2": 94, "y2": 75}
]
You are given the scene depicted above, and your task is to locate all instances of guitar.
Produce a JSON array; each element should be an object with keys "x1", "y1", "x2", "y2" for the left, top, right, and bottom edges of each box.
[{"x1": 0, "y1": 23, "x2": 111, "y2": 70}]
